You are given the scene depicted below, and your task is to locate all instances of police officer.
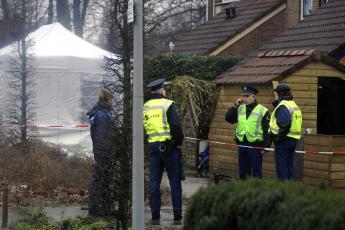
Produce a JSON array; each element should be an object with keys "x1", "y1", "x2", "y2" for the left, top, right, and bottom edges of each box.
[
  {"x1": 143, "y1": 78, "x2": 184, "y2": 225},
  {"x1": 87, "y1": 88, "x2": 118, "y2": 216},
  {"x1": 269, "y1": 83, "x2": 302, "y2": 180},
  {"x1": 225, "y1": 86, "x2": 270, "y2": 180}
]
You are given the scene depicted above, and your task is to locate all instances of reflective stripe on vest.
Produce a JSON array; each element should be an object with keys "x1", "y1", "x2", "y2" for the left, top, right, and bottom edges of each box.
[
  {"x1": 269, "y1": 100, "x2": 302, "y2": 139},
  {"x1": 236, "y1": 104, "x2": 268, "y2": 143},
  {"x1": 143, "y1": 98, "x2": 173, "y2": 143}
]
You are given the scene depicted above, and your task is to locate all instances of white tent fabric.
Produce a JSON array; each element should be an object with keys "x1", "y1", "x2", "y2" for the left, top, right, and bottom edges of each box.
[{"x1": 0, "y1": 23, "x2": 116, "y2": 155}]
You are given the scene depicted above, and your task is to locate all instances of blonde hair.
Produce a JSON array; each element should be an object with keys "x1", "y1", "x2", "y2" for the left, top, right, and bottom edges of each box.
[{"x1": 99, "y1": 88, "x2": 113, "y2": 108}]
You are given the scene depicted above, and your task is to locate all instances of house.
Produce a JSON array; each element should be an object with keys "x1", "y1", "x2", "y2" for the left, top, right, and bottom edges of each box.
[
  {"x1": 210, "y1": 0, "x2": 345, "y2": 188},
  {"x1": 169, "y1": 0, "x2": 324, "y2": 57}
]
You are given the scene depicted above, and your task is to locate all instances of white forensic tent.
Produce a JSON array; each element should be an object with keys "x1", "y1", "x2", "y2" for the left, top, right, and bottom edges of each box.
[{"x1": 0, "y1": 23, "x2": 116, "y2": 154}]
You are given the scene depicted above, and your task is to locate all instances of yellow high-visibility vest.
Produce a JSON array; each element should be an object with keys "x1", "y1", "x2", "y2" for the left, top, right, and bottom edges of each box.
[
  {"x1": 269, "y1": 100, "x2": 302, "y2": 139},
  {"x1": 236, "y1": 104, "x2": 268, "y2": 143},
  {"x1": 143, "y1": 98, "x2": 173, "y2": 143}
]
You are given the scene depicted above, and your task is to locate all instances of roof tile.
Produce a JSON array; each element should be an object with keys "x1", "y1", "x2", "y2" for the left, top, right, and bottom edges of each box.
[{"x1": 166, "y1": 0, "x2": 284, "y2": 55}]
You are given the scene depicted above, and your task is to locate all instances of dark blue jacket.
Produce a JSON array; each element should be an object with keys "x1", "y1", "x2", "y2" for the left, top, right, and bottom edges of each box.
[
  {"x1": 271, "y1": 94, "x2": 295, "y2": 143},
  {"x1": 87, "y1": 102, "x2": 118, "y2": 151}
]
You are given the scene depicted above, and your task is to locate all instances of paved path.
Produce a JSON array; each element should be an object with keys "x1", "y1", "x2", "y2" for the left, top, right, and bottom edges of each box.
[{"x1": 145, "y1": 175, "x2": 209, "y2": 229}]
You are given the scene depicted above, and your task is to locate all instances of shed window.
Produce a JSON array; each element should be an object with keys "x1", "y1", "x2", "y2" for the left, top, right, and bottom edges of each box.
[{"x1": 317, "y1": 77, "x2": 345, "y2": 135}]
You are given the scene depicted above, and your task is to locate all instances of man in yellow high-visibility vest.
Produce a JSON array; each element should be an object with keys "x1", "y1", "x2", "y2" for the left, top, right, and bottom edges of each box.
[
  {"x1": 269, "y1": 83, "x2": 302, "y2": 180},
  {"x1": 143, "y1": 78, "x2": 184, "y2": 225},
  {"x1": 226, "y1": 86, "x2": 270, "y2": 180}
]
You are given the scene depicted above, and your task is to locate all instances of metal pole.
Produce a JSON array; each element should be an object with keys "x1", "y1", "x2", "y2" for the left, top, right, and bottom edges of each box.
[{"x1": 132, "y1": 0, "x2": 144, "y2": 229}]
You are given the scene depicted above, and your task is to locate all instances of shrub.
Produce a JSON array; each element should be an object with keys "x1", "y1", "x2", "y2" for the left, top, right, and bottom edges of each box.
[
  {"x1": 184, "y1": 179, "x2": 345, "y2": 230},
  {"x1": 10, "y1": 212, "x2": 114, "y2": 230},
  {"x1": 144, "y1": 54, "x2": 241, "y2": 83}
]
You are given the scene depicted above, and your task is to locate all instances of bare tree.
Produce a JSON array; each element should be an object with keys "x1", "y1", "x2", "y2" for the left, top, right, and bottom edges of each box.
[
  {"x1": 4, "y1": 0, "x2": 44, "y2": 145},
  {"x1": 101, "y1": 0, "x2": 132, "y2": 229},
  {"x1": 56, "y1": 0, "x2": 71, "y2": 30},
  {"x1": 48, "y1": 0, "x2": 54, "y2": 24},
  {"x1": 72, "y1": 0, "x2": 89, "y2": 37}
]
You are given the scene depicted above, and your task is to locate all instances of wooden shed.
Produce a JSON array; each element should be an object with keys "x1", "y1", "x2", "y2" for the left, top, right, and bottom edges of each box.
[{"x1": 209, "y1": 49, "x2": 345, "y2": 189}]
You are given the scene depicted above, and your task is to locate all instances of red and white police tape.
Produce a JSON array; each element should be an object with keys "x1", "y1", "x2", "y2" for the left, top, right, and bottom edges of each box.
[
  {"x1": 0, "y1": 124, "x2": 90, "y2": 129},
  {"x1": 0, "y1": 124, "x2": 344, "y2": 155},
  {"x1": 185, "y1": 136, "x2": 345, "y2": 156}
]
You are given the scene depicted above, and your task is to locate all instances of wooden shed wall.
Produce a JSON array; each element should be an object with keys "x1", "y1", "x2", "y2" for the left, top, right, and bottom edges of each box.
[{"x1": 209, "y1": 61, "x2": 345, "y2": 186}]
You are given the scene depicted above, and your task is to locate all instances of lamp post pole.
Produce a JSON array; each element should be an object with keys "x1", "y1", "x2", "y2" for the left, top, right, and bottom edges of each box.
[
  {"x1": 132, "y1": 0, "x2": 144, "y2": 229},
  {"x1": 169, "y1": 41, "x2": 175, "y2": 56}
]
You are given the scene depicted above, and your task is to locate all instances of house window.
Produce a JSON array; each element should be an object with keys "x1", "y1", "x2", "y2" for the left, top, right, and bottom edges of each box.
[{"x1": 302, "y1": 0, "x2": 313, "y2": 17}]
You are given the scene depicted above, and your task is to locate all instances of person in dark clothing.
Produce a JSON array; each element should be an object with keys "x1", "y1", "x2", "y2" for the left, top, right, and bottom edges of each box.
[
  {"x1": 87, "y1": 88, "x2": 118, "y2": 217},
  {"x1": 225, "y1": 86, "x2": 270, "y2": 180},
  {"x1": 269, "y1": 83, "x2": 302, "y2": 180},
  {"x1": 143, "y1": 78, "x2": 184, "y2": 225}
]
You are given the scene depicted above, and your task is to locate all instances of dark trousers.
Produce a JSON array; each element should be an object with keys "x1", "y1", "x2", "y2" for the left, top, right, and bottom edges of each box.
[
  {"x1": 275, "y1": 138, "x2": 297, "y2": 180},
  {"x1": 238, "y1": 144, "x2": 262, "y2": 180},
  {"x1": 89, "y1": 150, "x2": 115, "y2": 216},
  {"x1": 149, "y1": 142, "x2": 182, "y2": 220}
]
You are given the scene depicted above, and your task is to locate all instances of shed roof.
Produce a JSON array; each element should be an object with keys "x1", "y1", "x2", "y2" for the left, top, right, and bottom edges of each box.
[
  {"x1": 168, "y1": 0, "x2": 285, "y2": 55},
  {"x1": 217, "y1": 49, "x2": 319, "y2": 84},
  {"x1": 217, "y1": 0, "x2": 345, "y2": 85}
]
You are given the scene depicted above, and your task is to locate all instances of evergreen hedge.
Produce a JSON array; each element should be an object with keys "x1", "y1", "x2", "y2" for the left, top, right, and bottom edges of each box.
[
  {"x1": 184, "y1": 179, "x2": 345, "y2": 230},
  {"x1": 144, "y1": 54, "x2": 241, "y2": 83}
]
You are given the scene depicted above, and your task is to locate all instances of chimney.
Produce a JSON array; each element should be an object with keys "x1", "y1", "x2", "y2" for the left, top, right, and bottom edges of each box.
[{"x1": 286, "y1": 0, "x2": 301, "y2": 29}]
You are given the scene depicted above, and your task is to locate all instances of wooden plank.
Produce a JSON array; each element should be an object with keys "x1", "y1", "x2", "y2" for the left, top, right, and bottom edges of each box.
[
  {"x1": 304, "y1": 145, "x2": 332, "y2": 152},
  {"x1": 210, "y1": 167, "x2": 236, "y2": 177},
  {"x1": 330, "y1": 163, "x2": 345, "y2": 172},
  {"x1": 262, "y1": 170, "x2": 276, "y2": 179},
  {"x1": 302, "y1": 113, "x2": 317, "y2": 120},
  {"x1": 330, "y1": 172, "x2": 345, "y2": 180},
  {"x1": 330, "y1": 180, "x2": 345, "y2": 188},
  {"x1": 303, "y1": 154, "x2": 330, "y2": 163},
  {"x1": 299, "y1": 105, "x2": 317, "y2": 113},
  {"x1": 303, "y1": 168, "x2": 329, "y2": 178},
  {"x1": 330, "y1": 147, "x2": 345, "y2": 152},
  {"x1": 211, "y1": 147, "x2": 237, "y2": 155},
  {"x1": 331, "y1": 155, "x2": 345, "y2": 163},
  {"x1": 210, "y1": 155, "x2": 237, "y2": 164},
  {"x1": 284, "y1": 76, "x2": 318, "y2": 84},
  {"x1": 331, "y1": 136, "x2": 345, "y2": 147},
  {"x1": 214, "y1": 128, "x2": 235, "y2": 136},
  {"x1": 288, "y1": 83, "x2": 317, "y2": 91},
  {"x1": 299, "y1": 69, "x2": 345, "y2": 78},
  {"x1": 215, "y1": 102, "x2": 232, "y2": 110},
  {"x1": 303, "y1": 161, "x2": 330, "y2": 171},
  {"x1": 304, "y1": 135, "x2": 332, "y2": 146},
  {"x1": 293, "y1": 98, "x2": 317, "y2": 106},
  {"x1": 262, "y1": 162, "x2": 275, "y2": 171},
  {"x1": 303, "y1": 176, "x2": 330, "y2": 187},
  {"x1": 292, "y1": 91, "x2": 317, "y2": 99}
]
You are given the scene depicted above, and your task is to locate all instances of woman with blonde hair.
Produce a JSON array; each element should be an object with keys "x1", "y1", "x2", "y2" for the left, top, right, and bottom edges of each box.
[{"x1": 87, "y1": 87, "x2": 118, "y2": 216}]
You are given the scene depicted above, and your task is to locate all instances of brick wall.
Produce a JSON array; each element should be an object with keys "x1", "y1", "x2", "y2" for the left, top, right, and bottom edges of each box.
[
  {"x1": 286, "y1": 0, "x2": 301, "y2": 28},
  {"x1": 218, "y1": 10, "x2": 286, "y2": 57}
]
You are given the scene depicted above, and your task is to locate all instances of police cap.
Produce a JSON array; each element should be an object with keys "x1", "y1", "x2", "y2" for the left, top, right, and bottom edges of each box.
[
  {"x1": 273, "y1": 83, "x2": 290, "y2": 93},
  {"x1": 147, "y1": 78, "x2": 166, "y2": 91},
  {"x1": 241, "y1": 86, "x2": 258, "y2": 96}
]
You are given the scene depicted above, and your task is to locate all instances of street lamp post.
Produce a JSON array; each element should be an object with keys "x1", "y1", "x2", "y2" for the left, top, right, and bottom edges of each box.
[{"x1": 169, "y1": 41, "x2": 175, "y2": 56}]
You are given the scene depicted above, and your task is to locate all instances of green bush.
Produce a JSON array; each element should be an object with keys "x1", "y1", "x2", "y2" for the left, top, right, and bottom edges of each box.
[
  {"x1": 184, "y1": 179, "x2": 345, "y2": 230},
  {"x1": 10, "y1": 212, "x2": 116, "y2": 230},
  {"x1": 144, "y1": 54, "x2": 241, "y2": 83}
]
